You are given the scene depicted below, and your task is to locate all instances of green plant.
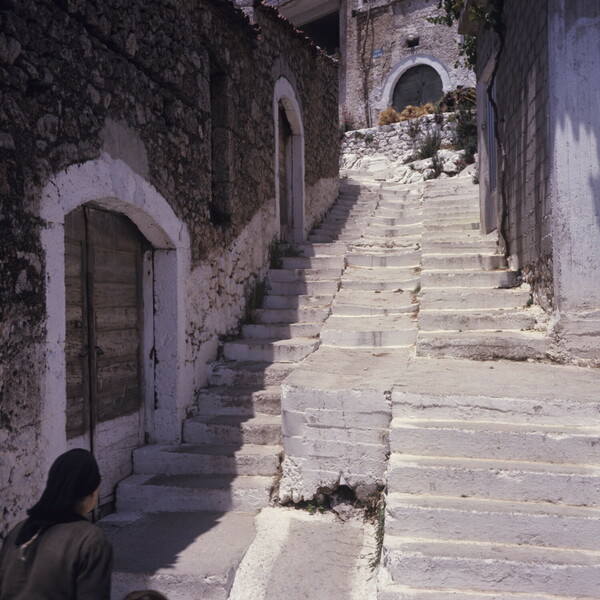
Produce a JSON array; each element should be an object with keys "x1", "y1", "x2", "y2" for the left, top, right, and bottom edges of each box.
[
  {"x1": 364, "y1": 490, "x2": 386, "y2": 570},
  {"x1": 455, "y1": 105, "x2": 477, "y2": 163},
  {"x1": 417, "y1": 133, "x2": 441, "y2": 160}
]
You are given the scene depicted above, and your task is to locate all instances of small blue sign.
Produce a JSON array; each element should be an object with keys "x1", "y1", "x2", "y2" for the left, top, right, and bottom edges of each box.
[{"x1": 372, "y1": 48, "x2": 384, "y2": 59}]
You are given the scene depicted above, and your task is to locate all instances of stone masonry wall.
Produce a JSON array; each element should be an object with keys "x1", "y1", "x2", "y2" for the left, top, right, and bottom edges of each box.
[
  {"x1": 344, "y1": 0, "x2": 474, "y2": 127},
  {"x1": 341, "y1": 112, "x2": 457, "y2": 163},
  {"x1": 0, "y1": 0, "x2": 338, "y2": 535},
  {"x1": 477, "y1": 1, "x2": 553, "y2": 311}
]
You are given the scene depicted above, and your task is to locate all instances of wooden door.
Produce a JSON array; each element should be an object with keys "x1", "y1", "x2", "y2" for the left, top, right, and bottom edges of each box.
[
  {"x1": 393, "y1": 65, "x2": 444, "y2": 112},
  {"x1": 279, "y1": 104, "x2": 293, "y2": 241},
  {"x1": 65, "y1": 205, "x2": 146, "y2": 510}
]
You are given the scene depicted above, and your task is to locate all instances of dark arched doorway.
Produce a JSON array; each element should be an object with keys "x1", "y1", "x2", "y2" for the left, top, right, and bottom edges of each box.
[{"x1": 392, "y1": 65, "x2": 444, "y2": 112}]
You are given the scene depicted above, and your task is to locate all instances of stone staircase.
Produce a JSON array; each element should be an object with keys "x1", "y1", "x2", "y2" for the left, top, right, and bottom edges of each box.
[
  {"x1": 101, "y1": 179, "x2": 377, "y2": 598},
  {"x1": 321, "y1": 183, "x2": 423, "y2": 350},
  {"x1": 378, "y1": 358, "x2": 600, "y2": 600},
  {"x1": 416, "y1": 177, "x2": 550, "y2": 361}
]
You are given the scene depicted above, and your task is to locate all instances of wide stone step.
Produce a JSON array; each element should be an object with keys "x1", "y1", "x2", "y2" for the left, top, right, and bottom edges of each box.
[
  {"x1": 223, "y1": 336, "x2": 319, "y2": 363},
  {"x1": 385, "y1": 493, "x2": 600, "y2": 550},
  {"x1": 133, "y1": 443, "x2": 281, "y2": 476},
  {"x1": 346, "y1": 251, "x2": 420, "y2": 268},
  {"x1": 250, "y1": 307, "x2": 330, "y2": 324},
  {"x1": 208, "y1": 360, "x2": 293, "y2": 387},
  {"x1": 423, "y1": 221, "x2": 479, "y2": 232},
  {"x1": 370, "y1": 213, "x2": 423, "y2": 226},
  {"x1": 241, "y1": 322, "x2": 322, "y2": 339},
  {"x1": 419, "y1": 287, "x2": 531, "y2": 310},
  {"x1": 293, "y1": 242, "x2": 348, "y2": 257},
  {"x1": 422, "y1": 253, "x2": 506, "y2": 270},
  {"x1": 382, "y1": 536, "x2": 600, "y2": 597},
  {"x1": 421, "y1": 239, "x2": 500, "y2": 253},
  {"x1": 378, "y1": 584, "x2": 578, "y2": 600},
  {"x1": 392, "y1": 374, "x2": 600, "y2": 426},
  {"x1": 261, "y1": 294, "x2": 332, "y2": 309},
  {"x1": 183, "y1": 413, "x2": 282, "y2": 445},
  {"x1": 387, "y1": 454, "x2": 600, "y2": 505},
  {"x1": 194, "y1": 385, "x2": 281, "y2": 416},
  {"x1": 267, "y1": 267, "x2": 343, "y2": 282},
  {"x1": 116, "y1": 474, "x2": 273, "y2": 512},
  {"x1": 418, "y1": 308, "x2": 537, "y2": 331},
  {"x1": 421, "y1": 269, "x2": 517, "y2": 288},
  {"x1": 421, "y1": 230, "x2": 488, "y2": 243},
  {"x1": 103, "y1": 511, "x2": 257, "y2": 600},
  {"x1": 280, "y1": 256, "x2": 345, "y2": 269},
  {"x1": 267, "y1": 279, "x2": 339, "y2": 295},
  {"x1": 416, "y1": 330, "x2": 550, "y2": 361},
  {"x1": 390, "y1": 418, "x2": 600, "y2": 463},
  {"x1": 320, "y1": 315, "x2": 417, "y2": 348},
  {"x1": 341, "y1": 277, "x2": 419, "y2": 292},
  {"x1": 332, "y1": 289, "x2": 418, "y2": 316}
]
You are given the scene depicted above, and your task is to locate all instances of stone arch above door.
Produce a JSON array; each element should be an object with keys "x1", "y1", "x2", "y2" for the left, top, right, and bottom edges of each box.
[
  {"x1": 39, "y1": 153, "x2": 191, "y2": 473},
  {"x1": 273, "y1": 76, "x2": 305, "y2": 242},
  {"x1": 376, "y1": 54, "x2": 453, "y2": 114}
]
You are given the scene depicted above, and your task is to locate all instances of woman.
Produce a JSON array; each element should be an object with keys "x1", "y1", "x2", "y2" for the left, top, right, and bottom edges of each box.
[{"x1": 0, "y1": 449, "x2": 113, "y2": 599}]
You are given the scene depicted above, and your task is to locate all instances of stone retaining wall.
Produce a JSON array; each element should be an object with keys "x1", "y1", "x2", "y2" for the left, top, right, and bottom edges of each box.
[{"x1": 341, "y1": 113, "x2": 457, "y2": 166}]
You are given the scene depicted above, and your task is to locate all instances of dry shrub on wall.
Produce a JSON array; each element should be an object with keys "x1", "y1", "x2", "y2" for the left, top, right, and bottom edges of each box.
[
  {"x1": 378, "y1": 103, "x2": 436, "y2": 126},
  {"x1": 399, "y1": 103, "x2": 435, "y2": 121},
  {"x1": 378, "y1": 107, "x2": 402, "y2": 126}
]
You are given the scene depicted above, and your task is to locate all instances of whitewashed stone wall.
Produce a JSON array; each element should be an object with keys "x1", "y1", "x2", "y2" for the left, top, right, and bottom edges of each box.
[{"x1": 341, "y1": 113, "x2": 457, "y2": 166}]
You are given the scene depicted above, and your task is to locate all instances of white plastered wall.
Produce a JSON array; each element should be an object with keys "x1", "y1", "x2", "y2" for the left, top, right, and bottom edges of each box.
[
  {"x1": 39, "y1": 153, "x2": 191, "y2": 473},
  {"x1": 273, "y1": 76, "x2": 306, "y2": 242}
]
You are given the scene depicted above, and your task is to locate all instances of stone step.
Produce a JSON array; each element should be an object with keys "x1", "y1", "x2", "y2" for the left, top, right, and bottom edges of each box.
[
  {"x1": 116, "y1": 473, "x2": 273, "y2": 512},
  {"x1": 382, "y1": 536, "x2": 600, "y2": 597},
  {"x1": 392, "y1": 378, "x2": 600, "y2": 426},
  {"x1": 377, "y1": 583, "x2": 578, "y2": 600},
  {"x1": 416, "y1": 330, "x2": 550, "y2": 361},
  {"x1": 103, "y1": 511, "x2": 257, "y2": 600},
  {"x1": 183, "y1": 413, "x2": 282, "y2": 445},
  {"x1": 385, "y1": 493, "x2": 600, "y2": 550},
  {"x1": 222, "y1": 337, "x2": 319, "y2": 362},
  {"x1": 346, "y1": 251, "x2": 421, "y2": 268},
  {"x1": 341, "y1": 275, "x2": 419, "y2": 292},
  {"x1": 332, "y1": 289, "x2": 418, "y2": 316},
  {"x1": 423, "y1": 221, "x2": 479, "y2": 232},
  {"x1": 261, "y1": 294, "x2": 332, "y2": 309},
  {"x1": 320, "y1": 315, "x2": 417, "y2": 348},
  {"x1": 421, "y1": 269, "x2": 517, "y2": 288},
  {"x1": 293, "y1": 242, "x2": 348, "y2": 257},
  {"x1": 241, "y1": 322, "x2": 322, "y2": 339},
  {"x1": 267, "y1": 267, "x2": 343, "y2": 281},
  {"x1": 133, "y1": 443, "x2": 281, "y2": 476},
  {"x1": 267, "y1": 279, "x2": 339, "y2": 295},
  {"x1": 370, "y1": 214, "x2": 423, "y2": 226},
  {"x1": 250, "y1": 307, "x2": 330, "y2": 324},
  {"x1": 390, "y1": 418, "x2": 600, "y2": 463},
  {"x1": 387, "y1": 454, "x2": 600, "y2": 505},
  {"x1": 194, "y1": 385, "x2": 281, "y2": 416},
  {"x1": 421, "y1": 253, "x2": 506, "y2": 270},
  {"x1": 208, "y1": 360, "x2": 293, "y2": 387},
  {"x1": 418, "y1": 308, "x2": 537, "y2": 331},
  {"x1": 421, "y1": 239, "x2": 500, "y2": 253},
  {"x1": 419, "y1": 287, "x2": 531, "y2": 310},
  {"x1": 279, "y1": 256, "x2": 345, "y2": 270}
]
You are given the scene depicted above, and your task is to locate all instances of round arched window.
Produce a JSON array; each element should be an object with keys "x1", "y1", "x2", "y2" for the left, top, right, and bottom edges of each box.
[{"x1": 392, "y1": 65, "x2": 444, "y2": 112}]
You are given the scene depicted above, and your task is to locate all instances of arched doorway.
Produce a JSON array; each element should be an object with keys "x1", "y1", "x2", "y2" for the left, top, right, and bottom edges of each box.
[
  {"x1": 393, "y1": 64, "x2": 444, "y2": 112},
  {"x1": 40, "y1": 156, "x2": 191, "y2": 509},
  {"x1": 273, "y1": 77, "x2": 305, "y2": 242}
]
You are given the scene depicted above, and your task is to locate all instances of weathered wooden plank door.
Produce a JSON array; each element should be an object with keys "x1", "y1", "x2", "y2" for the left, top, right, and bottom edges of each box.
[
  {"x1": 279, "y1": 104, "x2": 293, "y2": 241},
  {"x1": 65, "y1": 205, "x2": 147, "y2": 512}
]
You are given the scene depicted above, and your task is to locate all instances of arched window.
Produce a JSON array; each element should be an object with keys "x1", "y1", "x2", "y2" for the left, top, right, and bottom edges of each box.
[{"x1": 392, "y1": 65, "x2": 444, "y2": 111}]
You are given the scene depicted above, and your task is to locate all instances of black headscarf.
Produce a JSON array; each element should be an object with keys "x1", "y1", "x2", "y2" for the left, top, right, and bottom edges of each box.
[{"x1": 16, "y1": 448, "x2": 101, "y2": 546}]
